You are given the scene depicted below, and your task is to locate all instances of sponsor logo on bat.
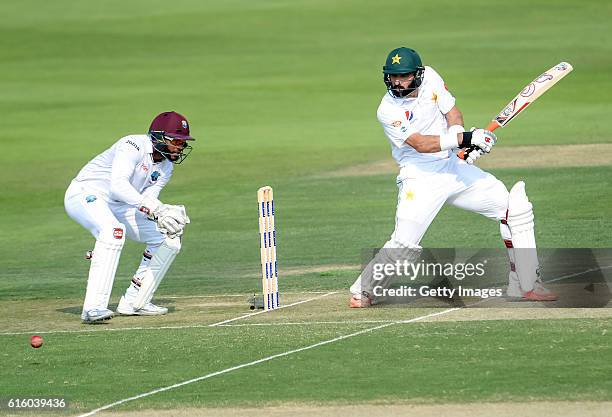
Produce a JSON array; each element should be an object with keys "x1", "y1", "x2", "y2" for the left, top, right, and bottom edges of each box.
[
  {"x1": 535, "y1": 73, "x2": 554, "y2": 83},
  {"x1": 520, "y1": 83, "x2": 536, "y2": 97},
  {"x1": 495, "y1": 99, "x2": 518, "y2": 124}
]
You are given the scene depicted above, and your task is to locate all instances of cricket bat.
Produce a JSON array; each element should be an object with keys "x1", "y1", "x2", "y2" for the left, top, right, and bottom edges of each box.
[{"x1": 460, "y1": 61, "x2": 573, "y2": 159}]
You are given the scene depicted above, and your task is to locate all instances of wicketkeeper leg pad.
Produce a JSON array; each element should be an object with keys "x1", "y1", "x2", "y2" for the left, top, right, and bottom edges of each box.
[
  {"x1": 82, "y1": 224, "x2": 125, "y2": 315},
  {"x1": 132, "y1": 236, "x2": 181, "y2": 310}
]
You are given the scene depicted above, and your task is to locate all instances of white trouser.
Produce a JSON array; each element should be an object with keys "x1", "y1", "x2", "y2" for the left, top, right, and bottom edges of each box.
[
  {"x1": 64, "y1": 181, "x2": 167, "y2": 314},
  {"x1": 351, "y1": 156, "x2": 509, "y2": 296}
]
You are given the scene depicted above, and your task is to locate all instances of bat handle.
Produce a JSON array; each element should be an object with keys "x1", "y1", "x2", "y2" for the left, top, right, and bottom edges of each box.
[
  {"x1": 457, "y1": 120, "x2": 501, "y2": 160},
  {"x1": 485, "y1": 120, "x2": 501, "y2": 132}
]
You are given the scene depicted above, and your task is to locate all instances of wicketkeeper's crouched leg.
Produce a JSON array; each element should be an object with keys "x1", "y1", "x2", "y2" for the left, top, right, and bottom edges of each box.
[
  {"x1": 117, "y1": 236, "x2": 182, "y2": 315},
  {"x1": 81, "y1": 224, "x2": 126, "y2": 322}
]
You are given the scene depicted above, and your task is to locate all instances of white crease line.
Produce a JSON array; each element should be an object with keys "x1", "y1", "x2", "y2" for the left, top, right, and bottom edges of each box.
[
  {"x1": 217, "y1": 320, "x2": 398, "y2": 327},
  {"x1": 164, "y1": 291, "x2": 333, "y2": 299},
  {"x1": 207, "y1": 291, "x2": 338, "y2": 327},
  {"x1": 1, "y1": 324, "x2": 214, "y2": 336},
  {"x1": 74, "y1": 307, "x2": 460, "y2": 417},
  {"x1": 0, "y1": 291, "x2": 339, "y2": 336},
  {"x1": 545, "y1": 264, "x2": 612, "y2": 283}
]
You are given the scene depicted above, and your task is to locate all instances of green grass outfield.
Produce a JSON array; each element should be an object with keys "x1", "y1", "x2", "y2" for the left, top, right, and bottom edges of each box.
[{"x1": 1, "y1": 0, "x2": 611, "y2": 416}]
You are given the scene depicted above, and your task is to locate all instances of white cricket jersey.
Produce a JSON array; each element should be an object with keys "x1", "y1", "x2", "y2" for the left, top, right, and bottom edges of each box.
[
  {"x1": 72, "y1": 134, "x2": 173, "y2": 205},
  {"x1": 377, "y1": 66, "x2": 456, "y2": 177}
]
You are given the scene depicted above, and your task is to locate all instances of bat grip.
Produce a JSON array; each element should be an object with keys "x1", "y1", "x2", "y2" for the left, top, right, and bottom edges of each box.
[
  {"x1": 485, "y1": 120, "x2": 501, "y2": 132},
  {"x1": 458, "y1": 146, "x2": 478, "y2": 161},
  {"x1": 458, "y1": 121, "x2": 501, "y2": 160}
]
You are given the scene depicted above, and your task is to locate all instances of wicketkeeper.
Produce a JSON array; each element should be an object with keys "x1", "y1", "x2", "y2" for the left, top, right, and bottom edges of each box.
[
  {"x1": 64, "y1": 111, "x2": 194, "y2": 323},
  {"x1": 349, "y1": 47, "x2": 557, "y2": 307}
]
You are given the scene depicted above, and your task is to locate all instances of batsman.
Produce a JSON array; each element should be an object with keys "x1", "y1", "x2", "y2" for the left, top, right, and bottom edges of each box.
[
  {"x1": 64, "y1": 111, "x2": 194, "y2": 323},
  {"x1": 349, "y1": 47, "x2": 556, "y2": 307}
]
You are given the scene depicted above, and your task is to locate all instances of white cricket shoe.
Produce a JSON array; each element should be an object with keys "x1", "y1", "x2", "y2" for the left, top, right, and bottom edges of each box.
[
  {"x1": 117, "y1": 296, "x2": 168, "y2": 316},
  {"x1": 82, "y1": 308, "x2": 114, "y2": 324}
]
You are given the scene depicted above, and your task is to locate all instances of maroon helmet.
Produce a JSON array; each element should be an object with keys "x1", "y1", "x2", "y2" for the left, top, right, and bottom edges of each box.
[
  {"x1": 149, "y1": 111, "x2": 195, "y2": 140},
  {"x1": 148, "y1": 111, "x2": 195, "y2": 164}
]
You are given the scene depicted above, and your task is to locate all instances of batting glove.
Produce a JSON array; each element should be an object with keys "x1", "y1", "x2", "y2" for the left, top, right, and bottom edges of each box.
[
  {"x1": 470, "y1": 128, "x2": 497, "y2": 153},
  {"x1": 465, "y1": 148, "x2": 484, "y2": 165}
]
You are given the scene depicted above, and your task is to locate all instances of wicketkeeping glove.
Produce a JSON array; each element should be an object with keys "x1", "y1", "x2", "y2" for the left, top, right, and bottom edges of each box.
[{"x1": 156, "y1": 205, "x2": 190, "y2": 237}]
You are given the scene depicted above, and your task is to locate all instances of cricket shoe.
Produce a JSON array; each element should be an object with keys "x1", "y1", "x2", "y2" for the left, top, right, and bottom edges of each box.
[
  {"x1": 506, "y1": 274, "x2": 557, "y2": 301},
  {"x1": 82, "y1": 308, "x2": 114, "y2": 324},
  {"x1": 349, "y1": 293, "x2": 372, "y2": 308},
  {"x1": 117, "y1": 296, "x2": 168, "y2": 316},
  {"x1": 523, "y1": 282, "x2": 558, "y2": 301}
]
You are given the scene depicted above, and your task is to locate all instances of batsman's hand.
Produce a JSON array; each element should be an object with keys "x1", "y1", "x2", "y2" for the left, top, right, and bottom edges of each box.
[
  {"x1": 157, "y1": 204, "x2": 190, "y2": 237},
  {"x1": 465, "y1": 147, "x2": 484, "y2": 165},
  {"x1": 470, "y1": 128, "x2": 497, "y2": 153}
]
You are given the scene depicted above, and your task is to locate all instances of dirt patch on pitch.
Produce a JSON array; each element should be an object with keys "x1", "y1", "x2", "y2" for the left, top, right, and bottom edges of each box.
[
  {"x1": 236, "y1": 264, "x2": 359, "y2": 279},
  {"x1": 93, "y1": 401, "x2": 612, "y2": 417},
  {"x1": 327, "y1": 143, "x2": 612, "y2": 177},
  {"x1": 282, "y1": 264, "x2": 359, "y2": 275}
]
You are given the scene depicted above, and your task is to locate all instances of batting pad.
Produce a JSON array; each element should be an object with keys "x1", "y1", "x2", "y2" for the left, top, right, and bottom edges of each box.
[
  {"x1": 507, "y1": 181, "x2": 539, "y2": 292},
  {"x1": 132, "y1": 236, "x2": 181, "y2": 309},
  {"x1": 82, "y1": 225, "x2": 125, "y2": 313}
]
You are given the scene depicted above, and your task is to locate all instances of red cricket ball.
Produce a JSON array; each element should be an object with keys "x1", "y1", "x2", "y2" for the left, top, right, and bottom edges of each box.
[{"x1": 30, "y1": 335, "x2": 43, "y2": 349}]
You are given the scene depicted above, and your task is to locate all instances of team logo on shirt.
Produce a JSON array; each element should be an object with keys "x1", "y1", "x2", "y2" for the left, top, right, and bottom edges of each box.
[
  {"x1": 113, "y1": 228, "x2": 124, "y2": 239},
  {"x1": 151, "y1": 171, "x2": 160, "y2": 182},
  {"x1": 85, "y1": 195, "x2": 97, "y2": 203},
  {"x1": 405, "y1": 111, "x2": 414, "y2": 121},
  {"x1": 432, "y1": 92, "x2": 438, "y2": 102},
  {"x1": 404, "y1": 190, "x2": 415, "y2": 200},
  {"x1": 391, "y1": 120, "x2": 402, "y2": 127}
]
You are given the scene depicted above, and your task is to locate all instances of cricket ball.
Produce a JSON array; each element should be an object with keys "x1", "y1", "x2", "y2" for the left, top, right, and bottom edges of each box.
[{"x1": 30, "y1": 335, "x2": 43, "y2": 349}]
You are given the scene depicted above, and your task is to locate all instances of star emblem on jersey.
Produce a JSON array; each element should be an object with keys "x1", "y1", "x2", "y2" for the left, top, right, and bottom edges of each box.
[
  {"x1": 405, "y1": 190, "x2": 415, "y2": 200},
  {"x1": 391, "y1": 54, "x2": 401, "y2": 64}
]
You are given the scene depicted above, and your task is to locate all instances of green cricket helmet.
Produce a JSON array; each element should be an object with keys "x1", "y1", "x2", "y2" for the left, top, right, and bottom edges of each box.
[{"x1": 383, "y1": 47, "x2": 425, "y2": 98}]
